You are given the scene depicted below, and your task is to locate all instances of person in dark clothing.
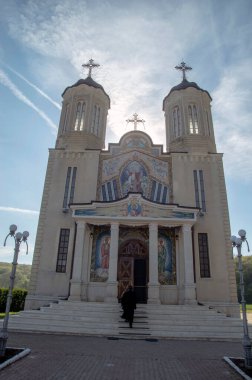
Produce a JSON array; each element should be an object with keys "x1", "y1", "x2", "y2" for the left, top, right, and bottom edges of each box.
[{"x1": 121, "y1": 285, "x2": 136, "y2": 328}]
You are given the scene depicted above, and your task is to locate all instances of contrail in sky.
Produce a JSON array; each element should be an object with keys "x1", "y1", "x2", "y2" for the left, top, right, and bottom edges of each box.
[
  {"x1": 0, "y1": 206, "x2": 39, "y2": 215},
  {"x1": 2, "y1": 62, "x2": 61, "y2": 110},
  {"x1": 0, "y1": 69, "x2": 58, "y2": 131}
]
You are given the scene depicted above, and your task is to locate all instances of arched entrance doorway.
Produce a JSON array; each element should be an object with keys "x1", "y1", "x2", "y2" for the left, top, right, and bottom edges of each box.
[{"x1": 118, "y1": 239, "x2": 148, "y2": 303}]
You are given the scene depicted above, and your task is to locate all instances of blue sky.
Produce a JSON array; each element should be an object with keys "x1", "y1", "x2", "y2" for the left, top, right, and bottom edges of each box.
[{"x1": 0, "y1": 0, "x2": 252, "y2": 264}]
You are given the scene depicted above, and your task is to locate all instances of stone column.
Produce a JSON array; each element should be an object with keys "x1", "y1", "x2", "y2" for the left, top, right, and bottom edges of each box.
[
  {"x1": 105, "y1": 222, "x2": 119, "y2": 303},
  {"x1": 182, "y1": 224, "x2": 196, "y2": 304},
  {"x1": 81, "y1": 225, "x2": 93, "y2": 301},
  {"x1": 69, "y1": 221, "x2": 86, "y2": 301},
  {"x1": 148, "y1": 223, "x2": 160, "y2": 304}
]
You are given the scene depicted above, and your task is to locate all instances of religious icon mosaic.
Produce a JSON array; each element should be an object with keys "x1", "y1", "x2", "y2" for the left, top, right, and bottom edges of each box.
[
  {"x1": 102, "y1": 151, "x2": 168, "y2": 184},
  {"x1": 120, "y1": 160, "x2": 149, "y2": 196},
  {"x1": 126, "y1": 197, "x2": 143, "y2": 216},
  {"x1": 158, "y1": 228, "x2": 176, "y2": 285},
  {"x1": 90, "y1": 226, "x2": 111, "y2": 282}
]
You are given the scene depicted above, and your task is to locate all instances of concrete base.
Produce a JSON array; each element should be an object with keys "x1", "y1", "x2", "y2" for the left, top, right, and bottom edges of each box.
[
  {"x1": 184, "y1": 284, "x2": 197, "y2": 304},
  {"x1": 205, "y1": 302, "x2": 240, "y2": 318},
  {"x1": 148, "y1": 283, "x2": 161, "y2": 304},
  {"x1": 24, "y1": 294, "x2": 61, "y2": 310},
  {"x1": 105, "y1": 281, "x2": 118, "y2": 303},
  {"x1": 69, "y1": 280, "x2": 82, "y2": 301}
]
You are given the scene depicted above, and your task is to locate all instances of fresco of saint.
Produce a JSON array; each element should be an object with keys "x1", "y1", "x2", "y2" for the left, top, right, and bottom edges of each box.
[
  {"x1": 101, "y1": 236, "x2": 110, "y2": 269},
  {"x1": 90, "y1": 233, "x2": 111, "y2": 281},
  {"x1": 158, "y1": 235, "x2": 172, "y2": 284}
]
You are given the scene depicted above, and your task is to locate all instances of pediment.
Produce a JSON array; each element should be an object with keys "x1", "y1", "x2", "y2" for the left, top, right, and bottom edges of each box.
[
  {"x1": 71, "y1": 193, "x2": 199, "y2": 224},
  {"x1": 105, "y1": 131, "x2": 163, "y2": 157}
]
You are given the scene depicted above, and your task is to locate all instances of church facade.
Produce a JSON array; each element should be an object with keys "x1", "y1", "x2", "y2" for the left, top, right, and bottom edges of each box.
[{"x1": 25, "y1": 61, "x2": 239, "y2": 317}]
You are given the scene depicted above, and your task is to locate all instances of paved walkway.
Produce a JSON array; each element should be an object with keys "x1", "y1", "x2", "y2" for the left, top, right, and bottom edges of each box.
[{"x1": 0, "y1": 332, "x2": 244, "y2": 379}]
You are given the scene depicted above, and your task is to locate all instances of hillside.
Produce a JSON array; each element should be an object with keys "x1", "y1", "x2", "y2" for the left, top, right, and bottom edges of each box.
[{"x1": 0, "y1": 262, "x2": 31, "y2": 290}]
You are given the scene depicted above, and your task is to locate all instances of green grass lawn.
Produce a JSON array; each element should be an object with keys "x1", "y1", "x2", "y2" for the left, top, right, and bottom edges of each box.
[
  {"x1": 246, "y1": 305, "x2": 252, "y2": 312},
  {"x1": 240, "y1": 304, "x2": 252, "y2": 313},
  {"x1": 0, "y1": 312, "x2": 18, "y2": 319}
]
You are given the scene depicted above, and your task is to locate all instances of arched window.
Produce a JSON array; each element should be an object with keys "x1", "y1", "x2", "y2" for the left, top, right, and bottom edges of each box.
[
  {"x1": 74, "y1": 101, "x2": 85, "y2": 131},
  {"x1": 79, "y1": 103, "x2": 86, "y2": 131},
  {"x1": 91, "y1": 105, "x2": 97, "y2": 133},
  {"x1": 91, "y1": 105, "x2": 101, "y2": 135},
  {"x1": 193, "y1": 105, "x2": 199, "y2": 133},
  {"x1": 172, "y1": 106, "x2": 181, "y2": 138},
  {"x1": 95, "y1": 107, "x2": 100, "y2": 135},
  {"x1": 206, "y1": 111, "x2": 210, "y2": 136},
  {"x1": 188, "y1": 104, "x2": 199, "y2": 134},
  {"x1": 62, "y1": 104, "x2": 69, "y2": 132}
]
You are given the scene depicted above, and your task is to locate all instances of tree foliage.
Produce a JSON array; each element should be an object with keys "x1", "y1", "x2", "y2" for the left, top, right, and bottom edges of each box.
[
  {"x1": 0, "y1": 288, "x2": 28, "y2": 312},
  {"x1": 234, "y1": 256, "x2": 252, "y2": 304},
  {"x1": 0, "y1": 262, "x2": 31, "y2": 290}
]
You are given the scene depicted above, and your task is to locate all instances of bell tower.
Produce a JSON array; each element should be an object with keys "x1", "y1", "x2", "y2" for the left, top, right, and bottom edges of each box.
[
  {"x1": 163, "y1": 62, "x2": 216, "y2": 154},
  {"x1": 56, "y1": 59, "x2": 110, "y2": 151}
]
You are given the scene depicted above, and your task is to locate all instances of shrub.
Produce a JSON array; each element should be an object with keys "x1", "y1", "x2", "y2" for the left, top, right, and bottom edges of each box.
[{"x1": 0, "y1": 288, "x2": 27, "y2": 312}]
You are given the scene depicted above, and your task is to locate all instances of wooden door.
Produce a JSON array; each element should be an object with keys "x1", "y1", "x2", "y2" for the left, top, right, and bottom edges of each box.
[{"x1": 118, "y1": 257, "x2": 133, "y2": 299}]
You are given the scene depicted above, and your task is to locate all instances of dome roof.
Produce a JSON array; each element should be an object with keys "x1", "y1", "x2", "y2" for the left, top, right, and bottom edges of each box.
[
  {"x1": 62, "y1": 76, "x2": 110, "y2": 105},
  {"x1": 163, "y1": 79, "x2": 212, "y2": 109}
]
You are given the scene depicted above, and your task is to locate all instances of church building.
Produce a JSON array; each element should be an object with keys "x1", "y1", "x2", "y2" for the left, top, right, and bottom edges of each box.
[{"x1": 25, "y1": 60, "x2": 239, "y2": 317}]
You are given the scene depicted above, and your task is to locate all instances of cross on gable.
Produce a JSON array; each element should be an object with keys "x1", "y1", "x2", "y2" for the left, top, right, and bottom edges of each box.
[
  {"x1": 82, "y1": 59, "x2": 100, "y2": 78},
  {"x1": 175, "y1": 61, "x2": 192, "y2": 81},
  {"x1": 126, "y1": 113, "x2": 145, "y2": 131}
]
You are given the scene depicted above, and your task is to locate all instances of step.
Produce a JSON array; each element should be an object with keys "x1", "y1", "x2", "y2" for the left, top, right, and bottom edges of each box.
[{"x1": 2, "y1": 301, "x2": 250, "y2": 341}]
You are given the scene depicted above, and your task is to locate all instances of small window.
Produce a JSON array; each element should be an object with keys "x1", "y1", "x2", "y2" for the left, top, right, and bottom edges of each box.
[
  {"x1": 79, "y1": 103, "x2": 86, "y2": 131},
  {"x1": 63, "y1": 167, "x2": 72, "y2": 209},
  {"x1": 206, "y1": 111, "x2": 210, "y2": 136},
  {"x1": 75, "y1": 102, "x2": 85, "y2": 131},
  {"x1": 62, "y1": 104, "x2": 69, "y2": 132},
  {"x1": 162, "y1": 186, "x2": 168, "y2": 203},
  {"x1": 150, "y1": 180, "x2": 157, "y2": 201},
  {"x1": 101, "y1": 180, "x2": 118, "y2": 201},
  {"x1": 63, "y1": 167, "x2": 77, "y2": 209},
  {"x1": 56, "y1": 229, "x2": 70, "y2": 273},
  {"x1": 193, "y1": 170, "x2": 206, "y2": 212},
  {"x1": 91, "y1": 105, "x2": 100, "y2": 135},
  {"x1": 188, "y1": 105, "x2": 199, "y2": 134},
  {"x1": 95, "y1": 107, "x2": 100, "y2": 135},
  {"x1": 172, "y1": 106, "x2": 181, "y2": 138},
  {"x1": 156, "y1": 183, "x2": 162, "y2": 201},
  {"x1": 198, "y1": 233, "x2": 211, "y2": 277}
]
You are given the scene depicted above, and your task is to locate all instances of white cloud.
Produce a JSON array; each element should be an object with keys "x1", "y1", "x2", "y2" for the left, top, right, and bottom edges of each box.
[
  {"x1": 0, "y1": 206, "x2": 39, "y2": 215},
  {"x1": 2, "y1": 62, "x2": 61, "y2": 109},
  {"x1": 2, "y1": 0, "x2": 252, "y2": 178},
  {"x1": 0, "y1": 69, "x2": 58, "y2": 131},
  {"x1": 0, "y1": 245, "x2": 34, "y2": 265},
  {"x1": 212, "y1": 60, "x2": 252, "y2": 179},
  {"x1": 4, "y1": 0, "x2": 206, "y2": 146}
]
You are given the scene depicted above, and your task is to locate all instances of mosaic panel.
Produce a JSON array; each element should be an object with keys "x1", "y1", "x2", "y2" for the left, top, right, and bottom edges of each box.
[
  {"x1": 90, "y1": 226, "x2": 110, "y2": 282},
  {"x1": 102, "y1": 151, "x2": 168, "y2": 183},
  {"x1": 120, "y1": 161, "x2": 149, "y2": 197},
  {"x1": 158, "y1": 228, "x2": 176, "y2": 285}
]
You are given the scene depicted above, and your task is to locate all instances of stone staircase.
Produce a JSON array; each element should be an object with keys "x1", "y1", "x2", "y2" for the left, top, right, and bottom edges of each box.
[{"x1": 2, "y1": 301, "x2": 251, "y2": 341}]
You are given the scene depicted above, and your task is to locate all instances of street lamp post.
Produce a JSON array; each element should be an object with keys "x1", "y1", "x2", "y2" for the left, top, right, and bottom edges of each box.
[
  {"x1": 0, "y1": 225, "x2": 29, "y2": 357},
  {"x1": 231, "y1": 229, "x2": 252, "y2": 369}
]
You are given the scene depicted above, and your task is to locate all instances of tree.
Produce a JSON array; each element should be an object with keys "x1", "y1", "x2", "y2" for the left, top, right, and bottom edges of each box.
[
  {"x1": 0, "y1": 262, "x2": 31, "y2": 290},
  {"x1": 234, "y1": 256, "x2": 252, "y2": 304}
]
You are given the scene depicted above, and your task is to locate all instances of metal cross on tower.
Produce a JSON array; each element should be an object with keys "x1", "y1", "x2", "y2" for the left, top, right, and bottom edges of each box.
[
  {"x1": 175, "y1": 61, "x2": 192, "y2": 80},
  {"x1": 126, "y1": 113, "x2": 145, "y2": 131},
  {"x1": 82, "y1": 59, "x2": 100, "y2": 77}
]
